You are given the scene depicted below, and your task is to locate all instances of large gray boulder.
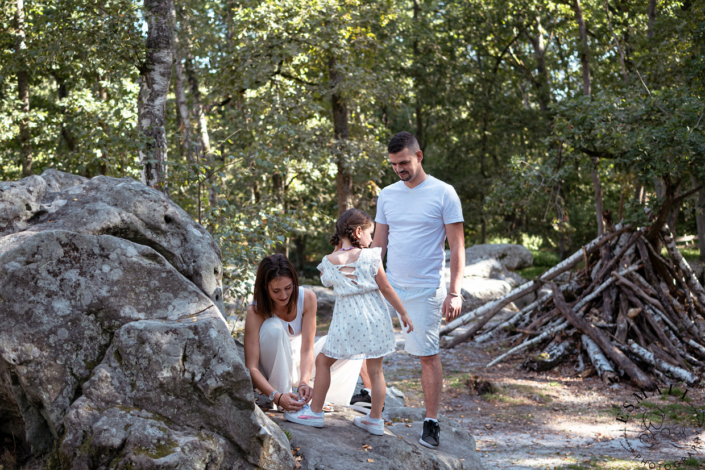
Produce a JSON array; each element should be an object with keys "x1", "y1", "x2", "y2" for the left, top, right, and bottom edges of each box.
[
  {"x1": 1, "y1": 170, "x2": 224, "y2": 313},
  {"x1": 459, "y1": 244, "x2": 533, "y2": 271},
  {"x1": 0, "y1": 172, "x2": 294, "y2": 469},
  {"x1": 280, "y1": 406, "x2": 483, "y2": 469},
  {"x1": 458, "y1": 277, "x2": 514, "y2": 313}
]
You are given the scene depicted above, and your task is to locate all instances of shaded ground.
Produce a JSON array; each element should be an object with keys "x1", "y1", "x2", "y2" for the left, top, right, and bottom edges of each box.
[{"x1": 383, "y1": 320, "x2": 705, "y2": 470}]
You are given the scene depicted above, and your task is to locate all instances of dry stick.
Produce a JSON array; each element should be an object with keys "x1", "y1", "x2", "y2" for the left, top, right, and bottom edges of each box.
[
  {"x1": 615, "y1": 293, "x2": 629, "y2": 343},
  {"x1": 582, "y1": 334, "x2": 619, "y2": 385},
  {"x1": 628, "y1": 290, "x2": 687, "y2": 368},
  {"x1": 552, "y1": 283, "x2": 657, "y2": 390},
  {"x1": 644, "y1": 236, "x2": 679, "y2": 284},
  {"x1": 441, "y1": 227, "x2": 630, "y2": 337},
  {"x1": 627, "y1": 270, "x2": 658, "y2": 297},
  {"x1": 661, "y1": 224, "x2": 705, "y2": 309},
  {"x1": 686, "y1": 338, "x2": 705, "y2": 360},
  {"x1": 627, "y1": 340, "x2": 699, "y2": 385},
  {"x1": 613, "y1": 272, "x2": 667, "y2": 313},
  {"x1": 635, "y1": 237, "x2": 688, "y2": 332},
  {"x1": 581, "y1": 230, "x2": 642, "y2": 300},
  {"x1": 485, "y1": 265, "x2": 639, "y2": 367}
]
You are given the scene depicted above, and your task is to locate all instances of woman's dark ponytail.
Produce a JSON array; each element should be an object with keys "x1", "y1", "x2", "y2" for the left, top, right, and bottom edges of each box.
[{"x1": 329, "y1": 233, "x2": 340, "y2": 247}]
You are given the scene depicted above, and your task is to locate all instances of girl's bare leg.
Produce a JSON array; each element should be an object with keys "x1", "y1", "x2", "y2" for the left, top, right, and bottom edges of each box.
[
  {"x1": 310, "y1": 354, "x2": 338, "y2": 413},
  {"x1": 366, "y1": 357, "x2": 385, "y2": 419}
]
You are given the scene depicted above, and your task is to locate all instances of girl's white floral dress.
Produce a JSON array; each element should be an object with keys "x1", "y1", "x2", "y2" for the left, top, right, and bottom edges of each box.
[{"x1": 317, "y1": 247, "x2": 396, "y2": 360}]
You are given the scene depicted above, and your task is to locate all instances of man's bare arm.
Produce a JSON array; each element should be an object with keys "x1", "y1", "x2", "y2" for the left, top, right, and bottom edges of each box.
[
  {"x1": 371, "y1": 223, "x2": 390, "y2": 260},
  {"x1": 443, "y1": 222, "x2": 465, "y2": 321}
]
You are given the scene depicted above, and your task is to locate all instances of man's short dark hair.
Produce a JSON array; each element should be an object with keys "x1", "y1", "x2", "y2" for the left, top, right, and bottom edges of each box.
[{"x1": 388, "y1": 132, "x2": 420, "y2": 154}]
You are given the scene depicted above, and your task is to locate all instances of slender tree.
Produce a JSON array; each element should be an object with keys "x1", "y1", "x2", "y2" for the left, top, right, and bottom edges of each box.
[
  {"x1": 330, "y1": 56, "x2": 353, "y2": 216},
  {"x1": 138, "y1": 0, "x2": 175, "y2": 194},
  {"x1": 15, "y1": 0, "x2": 31, "y2": 176}
]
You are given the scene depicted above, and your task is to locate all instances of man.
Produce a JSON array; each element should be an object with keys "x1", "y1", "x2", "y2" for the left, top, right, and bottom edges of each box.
[{"x1": 371, "y1": 131, "x2": 465, "y2": 448}]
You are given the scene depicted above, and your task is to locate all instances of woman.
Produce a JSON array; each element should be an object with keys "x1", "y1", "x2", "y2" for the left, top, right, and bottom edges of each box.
[{"x1": 244, "y1": 254, "x2": 362, "y2": 412}]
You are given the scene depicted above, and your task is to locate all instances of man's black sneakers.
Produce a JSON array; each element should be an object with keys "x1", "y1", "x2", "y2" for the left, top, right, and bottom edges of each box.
[
  {"x1": 419, "y1": 420, "x2": 440, "y2": 449},
  {"x1": 350, "y1": 389, "x2": 372, "y2": 408}
]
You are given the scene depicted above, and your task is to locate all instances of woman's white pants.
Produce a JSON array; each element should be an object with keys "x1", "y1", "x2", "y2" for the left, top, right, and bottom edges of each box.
[{"x1": 258, "y1": 316, "x2": 362, "y2": 405}]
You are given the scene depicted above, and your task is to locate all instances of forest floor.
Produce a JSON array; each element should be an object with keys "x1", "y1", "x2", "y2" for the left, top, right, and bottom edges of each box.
[{"x1": 383, "y1": 323, "x2": 705, "y2": 470}]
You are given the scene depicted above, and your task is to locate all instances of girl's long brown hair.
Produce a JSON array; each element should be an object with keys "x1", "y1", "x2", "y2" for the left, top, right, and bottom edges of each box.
[
  {"x1": 253, "y1": 254, "x2": 299, "y2": 319},
  {"x1": 329, "y1": 208, "x2": 374, "y2": 248}
]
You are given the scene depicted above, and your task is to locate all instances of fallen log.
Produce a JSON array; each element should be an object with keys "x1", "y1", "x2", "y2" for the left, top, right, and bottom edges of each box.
[
  {"x1": 581, "y1": 334, "x2": 618, "y2": 385},
  {"x1": 552, "y1": 283, "x2": 657, "y2": 390},
  {"x1": 627, "y1": 340, "x2": 699, "y2": 386},
  {"x1": 524, "y1": 338, "x2": 577, "y2": 372}
]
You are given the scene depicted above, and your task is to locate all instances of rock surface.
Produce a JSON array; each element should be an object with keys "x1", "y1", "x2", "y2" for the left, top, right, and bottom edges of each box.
[
  {"x1": 0, "y1": 171, "x2": 294, "y2": 469},
  {"x1": 302, "y1": 285, "x2": 336, "y2": 319},
  {"x1": 458, "y1": 277, "x2": 515, "y2": 313},
  {"x1": 279, "y1": 406, "x2": 484, "y2": 469},
  {"x1": 453, "y1": 244, "x2": 533, "y2": 271}
]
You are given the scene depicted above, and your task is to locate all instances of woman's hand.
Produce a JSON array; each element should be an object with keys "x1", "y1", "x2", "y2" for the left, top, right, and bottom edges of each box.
[
  {"x1": 297, "y1": 383, "x2": 313, "y2": 403},
  {"x1": 278, "y1": 392, "x2": 305, "y2": 412},
  {"x1": 400, "y1": 313, "x2": 414, "y2": 333}
]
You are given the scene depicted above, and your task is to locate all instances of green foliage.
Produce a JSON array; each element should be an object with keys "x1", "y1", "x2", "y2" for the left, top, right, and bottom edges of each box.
[{"x1": 1, "y1": 0, "x2": 704, "y2": 298}]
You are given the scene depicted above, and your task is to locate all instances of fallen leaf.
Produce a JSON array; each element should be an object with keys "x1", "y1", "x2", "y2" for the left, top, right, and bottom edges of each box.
[
  {"x1": 405, "y1": 424, "x2": 412, "y2": 428},
  {"x1": 367, "y1": 459, "x2": 374, "y2": 463}
]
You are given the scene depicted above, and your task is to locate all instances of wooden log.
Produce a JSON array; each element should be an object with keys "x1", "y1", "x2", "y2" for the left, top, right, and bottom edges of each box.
[
  {"x1": 475, "y1": 306, "x2": 533, "y2": 343},
  {"x1": 552, "y1": 283, "x2": 657, "y2": 390},
  {"x1": 615, "y1": 293, "x2": 629, "y2": 343},
  {"x1": 581, "y1": 230, "x2": 642, "y2": 299},
  {"x1": 484, "y1": 266, "x2": 640, "y2": 363},
  {"x1": 442, "y1": 228, "x2": 630, "y2": 336},
  {"x1": 524, "y1": 338, "x2": 577, "y2": 372},
  {"x1": 639, "y1": 303, "x2": 687, "y2": 368},
  {"x1": 581, "y1": 334, "x2": 619, "y2": 384},
  {"x1": 613, "y1": 272, "x2": 667, "y2": 314},
  {"x1": 685, "y1": 338, "x2": 705, "y2": 360},
  {"x1": 648, "y1": 344, "x2": 683, "y2": 369},
  {"x1": 627, "y1": 340, "x2": 699, "y2": 385},
  {"x1": 486, "y1": 320, "x2": 568, "y2": 368},
  {"x1": 645, "y1": 305, "x2": 683, "y2": 345},
  {"x1": 662, "y1": 224, "x2": 705, "y2": 309}
]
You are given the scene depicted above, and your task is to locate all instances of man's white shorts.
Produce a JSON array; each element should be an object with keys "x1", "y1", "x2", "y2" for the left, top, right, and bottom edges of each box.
[{"x1": 388, "y1": 281, "x2": 446, "y2": 356}]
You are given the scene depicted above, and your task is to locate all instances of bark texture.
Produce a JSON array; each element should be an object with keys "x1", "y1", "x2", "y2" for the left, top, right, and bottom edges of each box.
[
  {"x1": 138, "y1": 0, "x2": 175, "y2": 194},
  {"x1": 329, "y1": 56, "x2": 353, "y2": 216},
  {"x1": 15, "y1": 0, "x2": 32, "y2": 177}
]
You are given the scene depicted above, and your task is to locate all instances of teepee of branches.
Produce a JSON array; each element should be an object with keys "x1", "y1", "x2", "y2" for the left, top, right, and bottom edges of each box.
[{"x1": 441, "y1": 224, "x2": 705, "y2": 390}]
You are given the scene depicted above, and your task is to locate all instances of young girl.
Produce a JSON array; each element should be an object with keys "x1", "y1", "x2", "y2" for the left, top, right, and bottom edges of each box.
[{"x1": 284, "y1": 208, "x2": 413, "y2": 435}]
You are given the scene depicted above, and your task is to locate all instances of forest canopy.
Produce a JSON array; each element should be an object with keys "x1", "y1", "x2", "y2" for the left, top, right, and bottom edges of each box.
[{"x1": 1, "y1": 0, "x2": 704, "y2": 300}]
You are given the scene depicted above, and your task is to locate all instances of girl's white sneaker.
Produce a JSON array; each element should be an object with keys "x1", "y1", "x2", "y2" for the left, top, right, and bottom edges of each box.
[
  {"x1": 283, "y1": 404, "x2": 324, "y2": 428},
  {"x1": 353, "y1": 415, "x2": 384, "y2": 435}
]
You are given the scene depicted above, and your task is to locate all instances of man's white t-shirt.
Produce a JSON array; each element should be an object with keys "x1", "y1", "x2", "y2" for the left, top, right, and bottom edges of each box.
[{"x1": 375, "y1": 175, "x2": 464, "y2": 288}]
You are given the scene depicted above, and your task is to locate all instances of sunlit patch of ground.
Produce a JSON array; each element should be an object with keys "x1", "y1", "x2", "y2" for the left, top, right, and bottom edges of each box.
[{"x1": 382, "y1": 324, "x2": 705, "y2": 469}]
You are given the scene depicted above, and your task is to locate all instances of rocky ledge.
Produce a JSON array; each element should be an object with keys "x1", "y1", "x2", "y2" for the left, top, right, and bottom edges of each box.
[{"x1": 279, "y1": 407, "x2": 484, "y2": 469}]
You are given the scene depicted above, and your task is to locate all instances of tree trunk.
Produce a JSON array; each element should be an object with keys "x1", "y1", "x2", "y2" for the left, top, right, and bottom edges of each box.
[
  {"x1": 56, "y1": 77, "x2": 77, "y2": 153},
  {"x1": 694, "y1": 176, "x2": 705, "y2": 262},
  {"x1": 573, "y1": 0, "x2": 603, "y2": 237},
  {"x1": 15, "y1": 0, "x2": 32, "y2": 176},
  {"x1": 528, "y1": 14, "x2": 550, "y2": 112},
  {"x1": 329, "y1": 56, "x2": 353, "y2": 216},
  {"x1": 666, "y1": 184, "x2": 682, "y2": 239},
  {"x1": 413, "y1": 0, "x2": 424, "y2": 150},
  {"x1": 573, "y1": 0, "x2": 591, "y2": 97},
  {"x1": 648, "y1": 0, "x2": 657, "y2": 39},
  {"x1": 138, "y1": 0, "x2": 174, "y2": 194},
  {"x1": 591, "y1": 158, "x2": 604, "y2": 236},
  {"x1": 173, "y1": 41, "x2": 193, "y2": 162}
]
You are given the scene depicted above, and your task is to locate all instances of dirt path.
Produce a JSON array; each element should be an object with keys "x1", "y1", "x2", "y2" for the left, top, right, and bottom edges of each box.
[{"x1": 383, "y1": 329, "x2": 705, "y2": 469}]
